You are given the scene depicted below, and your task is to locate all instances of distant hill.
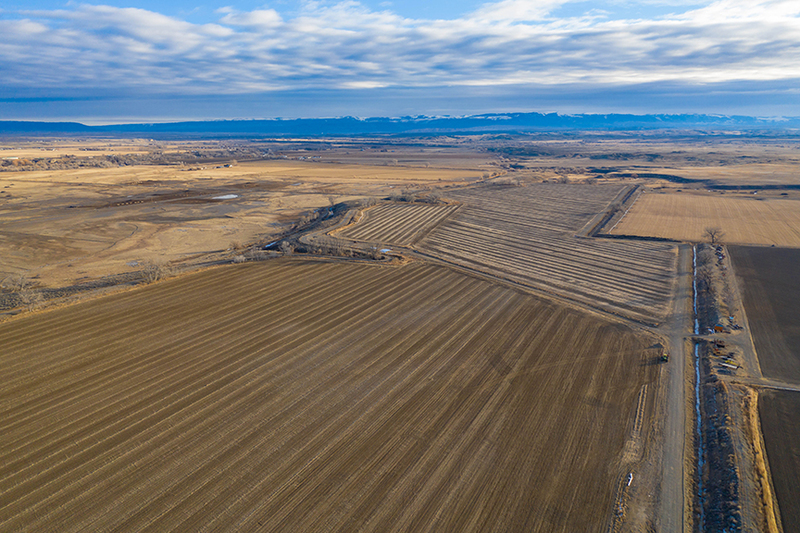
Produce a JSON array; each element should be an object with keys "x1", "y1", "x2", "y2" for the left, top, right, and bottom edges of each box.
[
  {"x1": 2, "y1": 113, "x2": 799, "y2": 136},
  {"x1": 0, "y1": 121, "x2": 93, "y2": 134}
]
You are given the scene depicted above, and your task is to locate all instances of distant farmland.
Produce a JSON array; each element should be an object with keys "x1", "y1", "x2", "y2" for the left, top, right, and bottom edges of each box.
[
  {"x1": 611, "y1": 193, "x2": 800, "y2": 247},
  {"x1": 0, "y1": 260, "x2": 658, "y2": 532}
]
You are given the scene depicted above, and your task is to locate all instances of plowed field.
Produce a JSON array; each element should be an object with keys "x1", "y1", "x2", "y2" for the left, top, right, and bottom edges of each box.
[
  {"x1": 0, "y1": 260, "x2": 658, "y2": 532},
  {"x1": 416, "y1": 184, "x2": 676, "y2": 323},
  {"x1": 611, "y1": 193, "x2": 800, "y2": 247},
  {"x1": 336, "y1": 203, "x2": 460, "y2": 245},
  {"x1": 728, "y1": 246, "x2": 800, "y2": 382},
  {"x1": 759, "y1": 391, "x2": 800, "y2": 533}
]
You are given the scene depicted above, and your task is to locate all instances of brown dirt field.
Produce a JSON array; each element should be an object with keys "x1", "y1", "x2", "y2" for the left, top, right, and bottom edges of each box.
[
  {"x1": 308, "y1": 147, "x2": 496, "y2": 171},
  {"x1": 0, "y1": 158, "x2": 481, "y2": 288},
  {"x1": 611, "y1": 193, "x2": 800, "y2": 247},
  {"x1": 728, "y1": 246, "x2": 800, "y2": 382},
  {"x1": 0, "y1": 138, "x2": 160, "y2": 158},
  {"x1": 0, "y1": 260, "x2": 659, "y2": 532},
  {"x1": 656, "y1": 164, "x2": 800, "y2": 188},
  {"x1": 336, "y1": 203, "x2": 460, "y2": 245},
  {"x1": 758, "y1": 391, "x2": 800, "y2": 533},
  {"x1": 415, "y1": 184, "x2": 677, "y2": 323}
]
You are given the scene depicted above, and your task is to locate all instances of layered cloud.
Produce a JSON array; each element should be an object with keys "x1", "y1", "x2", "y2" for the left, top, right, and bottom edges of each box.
[{"x1": 1, "y1": 0, "x2": 799, "y2": 101}]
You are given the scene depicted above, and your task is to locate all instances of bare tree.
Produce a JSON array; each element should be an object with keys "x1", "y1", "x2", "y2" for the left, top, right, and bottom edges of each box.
[
  {"x1": 279, "y1": 241, "x2": 293, "y2": 255},
  {"x1": 1, "y1": 273, "x2": 31, "y2": 292},
  {"x1": 142, "y1": 261, "x2": 172, "y2": 283},
  {"x1": 723, "y1": 284, "x2": 739, "y2": 318},
  {"x1": 697, "y1": 246, "x2": 715, "y2": 267},
  {"x1": 2, "y1": 273, "x2": 44, "y2": 311},
  {"x1": 704, "y1": 227, "x2": 725, "y2": 244},
  {"x1": 696, "y1": 265, "x2": 715, "y2": 286},
  {"x1": 19, "y1": 289, "x2": 44, "y2": 311}
]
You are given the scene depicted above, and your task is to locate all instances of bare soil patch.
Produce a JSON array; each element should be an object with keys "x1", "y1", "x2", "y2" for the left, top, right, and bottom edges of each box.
[
  {"x1": 759, "y1": 390, "x2": 800, "y2": 533},
  {"x1": 728, "y1": 246, "x2": 800, "y2": 382},
  {"x1": 0, "y1": 260, "x2": 659, "y2": 532}
]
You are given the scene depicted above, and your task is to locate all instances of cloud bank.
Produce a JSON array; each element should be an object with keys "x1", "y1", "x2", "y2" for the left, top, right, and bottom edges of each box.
[{"x1": 1, "y1": 0, "x2": 799, "y2": 119}]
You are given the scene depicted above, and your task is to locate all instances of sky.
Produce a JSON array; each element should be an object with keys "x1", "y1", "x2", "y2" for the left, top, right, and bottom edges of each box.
[{"x1": 1, "y1": 0, "x2": 799, "y2": 123}]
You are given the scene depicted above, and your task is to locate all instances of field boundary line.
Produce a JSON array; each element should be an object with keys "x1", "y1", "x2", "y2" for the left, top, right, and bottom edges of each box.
[
  {"x1": 607, "y1": 186, "x2": 643, "y2": 234},
  {"x1": 403, "y1": 247, "x2": 661, "y2": 328},
  {"x1": 409, "y1": 204, "x2": 462, "y2": 246},
  {"x1": 576, "y1": 184, "x2": 636, "y2": 238}
]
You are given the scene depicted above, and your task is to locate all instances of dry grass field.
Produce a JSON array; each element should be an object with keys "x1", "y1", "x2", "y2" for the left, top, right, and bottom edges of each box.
[
  {"x1": 413, "y1": 184, "x2": 676, "y2": 323},
  {"x1": 0, "y1": 259, "x2": 659, "y2": 532},
  {"x1": 0, "y1": 138, "x2": 162, "y2": 158},
  {"x1": 611, "y1": 193, "x2": 800, "y2": 247},
  {"x1": 759, "y1": 391, "x2": 800, "y2": 533},
  {"x1": 336, "y1": 203, "x2": 460, "y2": 245},
  {"x1": 0, "y1": 158, "x2": 483, "y2": 288}
]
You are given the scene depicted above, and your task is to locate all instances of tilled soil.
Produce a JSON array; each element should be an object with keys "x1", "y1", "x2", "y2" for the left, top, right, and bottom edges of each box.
[
  {"x1": 728, "y1": 246, "x2": 800, "y2": 382},
  {"x1": 759, "y1": 391, "x2": 800, "y2": 533},
  {"x1": 0, "y1": 259, "x2": 658, "y2": 532},
  {"x1": 417, "y1": 184, "x2": 677, "y2": 324}
]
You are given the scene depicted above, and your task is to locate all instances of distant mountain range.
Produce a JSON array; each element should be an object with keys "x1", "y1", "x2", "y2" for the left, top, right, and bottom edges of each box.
[{"x1": 2, "y1": 113, "x2": 800, "y2": 136}]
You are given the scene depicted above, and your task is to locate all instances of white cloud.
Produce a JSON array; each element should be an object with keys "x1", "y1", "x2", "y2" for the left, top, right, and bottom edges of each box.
[
  {"x1": 470, "y1": 0, "x2": 571, "y2": 22},
  {"x1": 220, "y1": 9, "x2": 283, "y2": 29},
  {"x1": 1, "y1": 0, "x2": 799, "y2": 98}
]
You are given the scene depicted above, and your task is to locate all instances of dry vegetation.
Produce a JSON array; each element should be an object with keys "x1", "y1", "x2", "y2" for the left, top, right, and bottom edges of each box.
[
  {"x1": 415, "y1": 184, "x2": 677, "y2": 323},
  {"x1": 611, "y1": 192, "x2": 800, "y2": 247},
  {"x1": 0, "y1": 152, "x2": 486, "y2": 289},
  {"x1": 0, "y1": 260, "x2": 658, "y2": 532}
]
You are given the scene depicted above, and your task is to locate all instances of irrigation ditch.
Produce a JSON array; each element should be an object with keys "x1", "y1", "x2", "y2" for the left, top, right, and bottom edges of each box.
[{"x1": 690, "y1": 242, "x2": 772, "y2": 532}]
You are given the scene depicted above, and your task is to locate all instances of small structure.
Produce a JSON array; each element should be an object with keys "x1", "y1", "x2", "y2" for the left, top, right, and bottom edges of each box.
[{"x1": 652, "y1": 342, "x2": 669, "y2": 363}]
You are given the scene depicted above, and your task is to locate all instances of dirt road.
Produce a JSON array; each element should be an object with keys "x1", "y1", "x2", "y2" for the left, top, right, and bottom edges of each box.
[{"x1": 659, "y1": 243, "x2": 692, "y2": 532}]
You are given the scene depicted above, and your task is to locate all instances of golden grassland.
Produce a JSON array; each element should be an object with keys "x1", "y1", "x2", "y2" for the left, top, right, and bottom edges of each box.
[
  {"x1": 0, "y1": 158, "x2": 486, "y2": 288},
  {"x1": 611, "y1": 192, "x2": 800, "y2": 247}
]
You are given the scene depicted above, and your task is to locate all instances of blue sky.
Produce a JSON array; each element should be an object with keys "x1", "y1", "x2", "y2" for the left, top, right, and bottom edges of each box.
[{"x1": 1, "y1": 0, "x2": 799, "y2": 123}]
